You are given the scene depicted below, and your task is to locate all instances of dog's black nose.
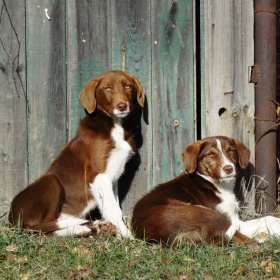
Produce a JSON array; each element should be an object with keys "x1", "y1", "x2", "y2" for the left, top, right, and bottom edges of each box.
[
  {"x1": 117, "y1": 102, "x2": 127, "y2": 111},
  {"x1": 223, "y1": 165, "x2": 233, "y2": 174}
]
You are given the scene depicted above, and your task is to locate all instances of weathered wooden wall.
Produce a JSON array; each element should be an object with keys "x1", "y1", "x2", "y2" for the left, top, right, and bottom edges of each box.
[
  {"x1": 200, "y1": 0, "x2": 255, "y2": 213},
  {"x1": 27, "y1": 0, "x2": 67, "y2": 184},
  {"x1": 151, "y1": 0, "x2": 196, "y2": 187},
  {"x1": 0, "y1": 0, "x2": 257, "y2": 217},
  {"x1": 0, "y1": 0, "x2": 195, "y2": 216},
  {"x1": 0, "y1": 0, "x2": 28, "y2": 214}
]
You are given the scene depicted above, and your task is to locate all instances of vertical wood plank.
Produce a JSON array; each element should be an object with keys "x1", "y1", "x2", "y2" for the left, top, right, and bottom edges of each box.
[
  {"x1": 26, "y1": 0, "x2": 67, "y2": 182},
  {"x1": 201, "y1": 0, "x2": 255, "y2": 212},
  {"x1": 111, "y1": 0, "x2": 152, "y2": 215},
  {"x1": 66, "y1": 0, "x2": 111, "y2": 139},
  {"x1": 199, "y1": 0, "x2": 206, "y2": 138},
  {"x1": 0, "y1": 0, "x2": 27, "y2": 214},
  {"x1": 151, "y1": 0, "x2": 196, "y2": 186}
]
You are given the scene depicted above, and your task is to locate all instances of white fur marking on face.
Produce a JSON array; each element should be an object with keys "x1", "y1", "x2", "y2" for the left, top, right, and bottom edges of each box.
[
  {"x1": 113, "y1": 102, "x2": 130, "y2": 118},
  {"x1": 216, "y1": 139, "x2": 236, "y2": 179}
]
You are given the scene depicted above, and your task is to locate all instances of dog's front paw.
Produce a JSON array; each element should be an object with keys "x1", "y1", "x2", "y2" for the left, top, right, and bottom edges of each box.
[
  {"x1": 255, "y1": 232, "x2": 269, "y2": 243},
  {"x1": 87, "y1": 220, "x2": 117, "y2": 236},
  {"x1": 98, "y1": 221, "x2": 117, "y2": 236}
]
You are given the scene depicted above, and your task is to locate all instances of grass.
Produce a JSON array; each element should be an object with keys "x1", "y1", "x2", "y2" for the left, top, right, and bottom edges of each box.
[{"x1": 1, "y1": 217, "x2": 280, "y2": 280}]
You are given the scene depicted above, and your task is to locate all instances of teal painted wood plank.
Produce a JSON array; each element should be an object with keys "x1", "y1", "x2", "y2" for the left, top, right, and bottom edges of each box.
[
  {"x1": 26, "y1": 0, "x2": 67, "y2": 182},
  {"x1": 0, "y1": 0, "x2": 27, "y2": 213},
  {"x1": 151, "y1": 0, "x2": 196, "y2": 186},
  {"x1": 111, "y1": 0, "x2": 152, "y2": 215},
  {"x1": 66, "y1": 0, "x2": 111, "y2": 139}
]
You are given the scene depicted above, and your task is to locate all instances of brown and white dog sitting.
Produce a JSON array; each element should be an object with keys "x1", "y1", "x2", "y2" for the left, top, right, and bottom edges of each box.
[
  {"x1": 9, "y1": 70, "x2": 145, "y2": 238},
  {"x1": 132, "y1": 136, "x2": 280, "y2": 245}
]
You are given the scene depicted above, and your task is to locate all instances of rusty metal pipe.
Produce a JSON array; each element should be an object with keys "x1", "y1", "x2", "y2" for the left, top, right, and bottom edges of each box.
[{"x1": 255, "y1": 0, "x2": 277, "y2": 215}]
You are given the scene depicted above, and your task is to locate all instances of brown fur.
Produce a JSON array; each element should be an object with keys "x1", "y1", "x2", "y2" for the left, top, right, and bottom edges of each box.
[
  {"x1": 132, "y1": 136, "x2": 252, "y2": 245},
  {"x1": 9, "y1": 70, "x2": 145, "y2": 235}
]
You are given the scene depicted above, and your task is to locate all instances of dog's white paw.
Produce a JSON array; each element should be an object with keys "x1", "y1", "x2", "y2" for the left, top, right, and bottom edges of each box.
[
  {"x1": 73, "y1": 225, "x2": 93, "y2": 237},
  {"x1": 55, "y1": 225, "x2": 92, "y2": 237},
  {"x1": 88, "y1": 220, "x2": 117, "y2": 236}
]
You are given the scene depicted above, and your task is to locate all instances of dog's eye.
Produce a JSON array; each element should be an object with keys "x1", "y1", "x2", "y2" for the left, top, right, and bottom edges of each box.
[
  {"x1": 125, "y1": 84, "x2": 131, "y2": 89},
  {"x1": 104, "y1": 86, "x2": 111, "y2": 91},
  {"x1": 228, "y1": 149, "x2": 236, "y2": 154},
  {"x1": 206, "y1": 152, "x2": 215, "y2": 157}
]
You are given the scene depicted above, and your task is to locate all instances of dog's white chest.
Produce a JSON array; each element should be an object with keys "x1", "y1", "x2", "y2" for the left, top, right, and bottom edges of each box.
[
  {"x1": 106, "y1": 122, "x2": 133, "y2": 182},
  {"x1": 215, "y1": 188, "x2": 239, "y2": 220},
  {"x1": 214, "y1": 183, "x2": 240, "y2": 239}
]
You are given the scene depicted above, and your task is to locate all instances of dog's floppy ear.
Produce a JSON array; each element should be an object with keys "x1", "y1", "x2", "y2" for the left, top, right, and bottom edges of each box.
[
  {"x1": 79, "y1": 78, "x2": 99, "y2": 114},
  {"x1": 232, "y1": 138, "x2": 250, "y2": 169},
  {"x1": 182, "y1": 141, "x2": 202, "y2": 174},
  {"x1": 131, "y1": 74, "x2": 145, "y2": 107}
]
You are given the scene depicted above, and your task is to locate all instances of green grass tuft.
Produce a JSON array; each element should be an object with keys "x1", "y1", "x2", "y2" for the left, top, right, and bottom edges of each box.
[{"x1": 1, "y1": 218, "x2": 280, "y2": 279}]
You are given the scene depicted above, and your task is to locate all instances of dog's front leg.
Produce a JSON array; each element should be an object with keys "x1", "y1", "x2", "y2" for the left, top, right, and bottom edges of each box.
[
  {"x1": 226, "y1": 220, "x2": 240, "y2": 240},
  {"x1": 217, "y1": 202, "x2": 240, "y2": 240},
  {"x1": 113, "y1": 182, "x2": 119, "y2": 205},
  {"x1": 90, "y1": 174, "x2": 132, "y2": 238},
  {"x1": 239, "y1": 216, "x2": 280, "y2": 242}
]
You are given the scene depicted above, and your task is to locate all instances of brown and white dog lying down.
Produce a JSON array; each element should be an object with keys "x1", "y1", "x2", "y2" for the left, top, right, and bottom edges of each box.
[
  {"x1": 9, "y1": 70, "x2": 145, "y2": 238},
  {"x1": 132, "y1": 136, "x2": 280, "y2": 245}
]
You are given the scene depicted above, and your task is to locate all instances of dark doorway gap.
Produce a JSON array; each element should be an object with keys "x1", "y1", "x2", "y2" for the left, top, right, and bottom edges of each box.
[
  {"x1": 276, "y1": 1, "x2": 280, "y2": 201},
  {"x1": 195, "y1": 1, "x2": 202, "y2": 140}
]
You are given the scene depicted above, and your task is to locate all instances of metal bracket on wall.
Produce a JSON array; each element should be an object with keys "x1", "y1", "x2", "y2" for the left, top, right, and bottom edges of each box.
[
  {"x1": 248, "y1": 65, "x2": 260, "y2": 84},
  {"x1": 255, "y1": 99, "x2": 280, "y2": 147}
]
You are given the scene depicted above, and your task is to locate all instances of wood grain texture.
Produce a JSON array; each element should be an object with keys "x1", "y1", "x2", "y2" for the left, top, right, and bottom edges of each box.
[
  {"x1": 26, "y1": 0, "x2": 67, "y2": 183},
  {"x1": 201, "y1": 0, "x2": 255, "y2": 212},
  {"x1": 66, "y1": 0, "x2": 110, "y2": 139},
  {"x1": 0, "y1": 0, "x2": 27, "y2": 213},
  {"x1": 110, "y1": 0, "x2": 152, "y2": 216},
  {"x1": 1, "y1": 0, "x2": 257, "y2": 218},
  {"x1": 151, "y1": 0, "x2": 196, "y2": 186}
]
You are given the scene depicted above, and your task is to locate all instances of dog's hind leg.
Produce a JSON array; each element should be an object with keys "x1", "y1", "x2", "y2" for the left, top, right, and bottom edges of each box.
[
  {"x1": 133, "y1": 203, "x2": 247, "y2": 245},
  {"x1": 9, "y1": 174, "x2": 65, "y2": 231},
  {"x1": 54, "y1": 222, "x2": 92, "y2": 237},
  {"x1": 54, "y1": 218, "x2": 117, "y2": 237}
]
